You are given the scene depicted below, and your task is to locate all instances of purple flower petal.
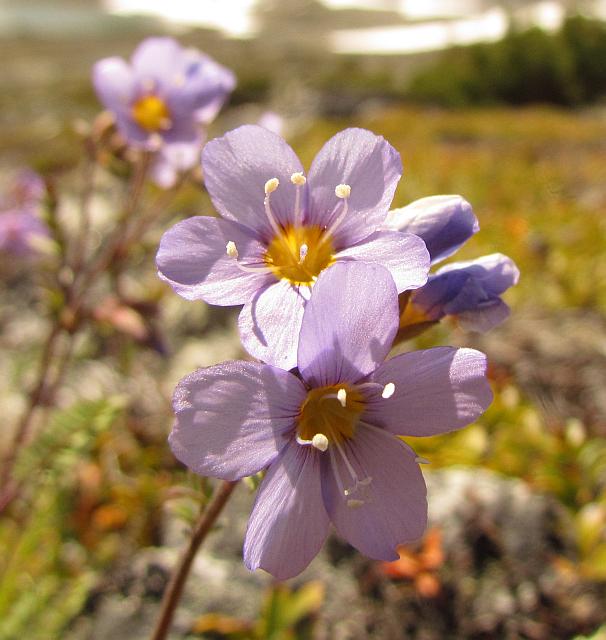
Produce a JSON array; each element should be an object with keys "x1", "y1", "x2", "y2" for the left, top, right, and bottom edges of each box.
[
  {"x1": 0, "y1": 210, "x2": 50, "y2": 256},
  {"x1": 244, "y1": 442, "x2": 329, "y2": 580},
  {"x1": 385, "y1": 195, "x2": 479, "y2": 264},
  {"x1": 238, "y1": 279, "x2": 305, "y2": 370},
  {"x1": 408, "y1": 253, "x2": 519, "y2": 330},
  {"x1": 159, "y1": 116, "x2": 200, "y2": 145},
  {"x1": 202, "y1": 125, "x2": 307, "y2": 239},
  {"x1": 92, "y1": 57, "x2": 136, "y2": 113},
  {"x1": 363, "y1": 347, "x2": 492, "y2": 437},
  {"x1": 436, "y1": 253, "x2": 520, "y2": 294},
  {"x1": 334, "y1": 230, "x2": 429, "y2": 293},
  {"x1": 150, "y1": 141, "x2": 202, "y2": 189},
  {"x1": 169, "y1": 361, "x2": 305, "y2": 481},
  {"x1": 170, "y1": 52, "x2": 236, "y2": 121},
  {"x1": 131, "y1": 37, "x2": 183, "y2": 87},
  {"x1": 307, "y1": 128, "x2": 402, "y2": 248},
  {"x1": 457, "y1": 298, "x2": 511, "y2": 333},
  {"x1": 156, "y1": 216, "x2": 272, "y2": 305},
  {"x1": 321, "y1": 425, "x2": 427, "y2": 560},
  {"x1": 6, "y1": 170, "x2": 45, "y2": 210},
  {"x1": 297, "y1": 262, "x2": 398, "y2": 387}
]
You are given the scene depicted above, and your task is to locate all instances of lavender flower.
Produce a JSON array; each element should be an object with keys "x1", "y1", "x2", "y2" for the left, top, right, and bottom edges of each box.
[
  {"x1": 0, "y1": 210, "x2": 50, "y2": 257},
  {"x1": 93, "y1": 37, "x2": 235, "y2": 187},
  {"x1": 157, "y1": 125, "x2": 430, "y2": 369},
  {"x1": 0, "y1": 171, "x2": 49, "y2": 257},
  {"x1": 385, "y1": 195, "x2": 519, "y2": 334},
  {"x1": 169, "y1": 262, "x2": 492, "y2": 580},
  {"x1": 0, "y1": 170, "x2": 45, "y2": 211}
]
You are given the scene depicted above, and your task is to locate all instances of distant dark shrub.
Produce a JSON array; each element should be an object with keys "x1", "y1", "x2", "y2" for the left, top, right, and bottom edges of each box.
[{"x1": 406, "y1": 16, "x2": 606, "y2": 107}]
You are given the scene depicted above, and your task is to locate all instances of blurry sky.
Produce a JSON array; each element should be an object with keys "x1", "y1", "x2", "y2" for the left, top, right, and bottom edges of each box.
[
  {"x1": 2, "y1": 0, "x2": 606, "y2": 53},
  {"x1": 104, "y1": 0, "x2": 577, "y2": 52}
]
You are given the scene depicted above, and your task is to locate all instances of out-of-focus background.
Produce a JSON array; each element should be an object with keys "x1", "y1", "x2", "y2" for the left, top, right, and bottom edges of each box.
[{"x1": 1, "y1": 1, "x2": 606, "y2": 639}]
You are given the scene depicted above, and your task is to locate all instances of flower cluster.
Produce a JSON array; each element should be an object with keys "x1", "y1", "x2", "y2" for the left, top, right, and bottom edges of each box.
[
  {"x1": 155, "y1": 119, "x2": 517, "y2": 579},
  {"x1": 89, "y1": 33, "x2": 518, "y2": 581}
]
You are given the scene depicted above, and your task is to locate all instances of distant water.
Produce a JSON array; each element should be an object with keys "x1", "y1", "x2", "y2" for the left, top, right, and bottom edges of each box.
[
  {"x1": 104, "y1": 0, "x2": 258, "y2": 38},
  {"x1": 2, "y1": 0, "x2": 605, "y2": 54},
  {"x1": 332, "y1": 2, "x2": 567, "y2": 55}
]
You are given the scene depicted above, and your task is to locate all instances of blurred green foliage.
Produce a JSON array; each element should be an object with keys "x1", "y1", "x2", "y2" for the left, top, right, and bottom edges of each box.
[
  {"x1": 407, "y1": 16, "x2": 606, "y2": 107},
  {"x1": 0, "y1": 398, "x2": 124, "y2": 639},
  {"x1": 186, "y1": 581, "x2": 325, "y2": 639}
]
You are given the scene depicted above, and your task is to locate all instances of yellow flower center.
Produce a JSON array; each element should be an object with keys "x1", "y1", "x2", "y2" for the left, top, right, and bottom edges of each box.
[
  {"x1": 264, "y1": 225, "x2": 335, "y2": 286},
  {"x1": 131, "y1": 95, "x2": 171, "y2": 132},
  {"x1": 297, "y1": 384, "x2": 365, "y2": 445}
]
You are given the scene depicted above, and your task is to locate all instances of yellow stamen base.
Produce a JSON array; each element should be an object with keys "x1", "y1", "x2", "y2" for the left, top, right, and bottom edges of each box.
[
  {"x1": 131, "y1": 95, "x2": 171, "y2": 132},
  {"x1": 265, "y1": 225, "x2": 334, "y2": 286},
  {"x1": 297, "y1": 384, "x2": 365, "y2": 445}
]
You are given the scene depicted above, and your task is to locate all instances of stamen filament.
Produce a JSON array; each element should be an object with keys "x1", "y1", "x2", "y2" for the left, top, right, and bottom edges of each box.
[
  {"x1": 291, "y1": 172, "x2": 306, "y2": 227},
  {"x1": 318, "y1": 183, "x2": 351, "y2": 246},
  {"x1": 329, "y1": 447, "x2": 347, "y2": 497},
  {"x1": 233, "y1": 262, "x2": 273, "y2": 274},
  {"x1": 333, "y1": 438, "x2": 371, "y2": 497},
  {"x1": 263, "y1": 178, "x2": 284, "y2": 238},
  {"x1": 226, "y1": 241, "x2": 272, "y2": 274}
]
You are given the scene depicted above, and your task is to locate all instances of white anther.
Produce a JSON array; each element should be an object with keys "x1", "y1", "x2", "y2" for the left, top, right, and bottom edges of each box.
[
  {"x1": 290, "y1": 172, "x2": 306, "y2": 186},
  {"x1": 312, "y1": 433, "x2": 329, "y2": 452},
  {"x1": 264, "y1": 177, "x2": 280, "y2": 194},
  {"x1": 299, "y1": 243, "x2": 308, "y2": 263},
  {"x1": 335, "y1": 184, "x2": 351, "y2": 199},
  {"x1": 382, "y1": 382, "x2": 395, "y2": 399},
  {"x1": 347, "y1": 499, "x2": 365, "y2": 509},
  {"x1": 415, "y1": 456, "x2": 430, "y2": 464},
  {"x1": 226, "y1": 241, "x2": 238, "y2": 258},
  {"x1": 337, "y1": 388, "x2": 347, "y2": 407}
]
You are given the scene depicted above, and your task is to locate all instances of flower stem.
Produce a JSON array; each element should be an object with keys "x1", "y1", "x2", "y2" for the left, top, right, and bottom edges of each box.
[
  {"x1": 150, "y1": 480, "x2": 239, "y2": 640},
  {"x1": 0, "y1": 323, "x2": 62, "y2": 510}
]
